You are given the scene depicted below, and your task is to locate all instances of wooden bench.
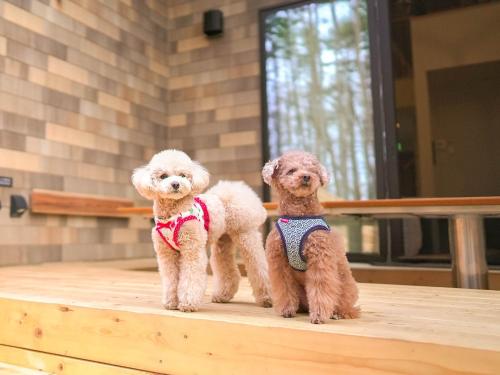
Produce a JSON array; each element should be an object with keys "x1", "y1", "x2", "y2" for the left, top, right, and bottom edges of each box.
[
  {"x1": 30, "y1": 189, "x2": 133, "y2": 218},
  {"x1": 118, "y1": 196, "x2": 500, "y2": 290},
  {"x1": 0, "y1": 264, "x2": 498, "y2": 374},
  {"x1": 268, "y1": 196, "x2": 500, "y2": 289}
]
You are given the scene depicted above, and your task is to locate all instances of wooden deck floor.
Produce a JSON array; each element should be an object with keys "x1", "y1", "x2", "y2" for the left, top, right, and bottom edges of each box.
[
  {"x1": 0, "y1": 264, "x2": 499, "y2": 374},
  {"x1": 0, "y1": 362, "x2": 49, "y2": 375}
]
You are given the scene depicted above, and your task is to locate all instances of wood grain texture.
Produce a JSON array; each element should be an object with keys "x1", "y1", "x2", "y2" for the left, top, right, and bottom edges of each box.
[
  {"x1": 264, "y1": 196, "x2": 500, "y2": 210},
  {"x1": 0, "y1": 345, "x2": 156, "y2": 375},
  {"x1": 48, "y1": 257, "x2": 500, "y2": 290},
  {"x1": 0, "y1": 362, "x2": 48, "y2": 375},
  {"x1": 0, "y1": 264, "x2": 499, "y2": 374},
  {"x1": 31, "y1": 189, "x2": 133, "y2": 217},
  {"x1": 118, "y1": 196, "x2": 500, "y2": 217}
]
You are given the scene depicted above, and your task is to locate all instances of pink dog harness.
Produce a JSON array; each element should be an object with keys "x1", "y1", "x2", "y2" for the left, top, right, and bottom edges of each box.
[{"x1": 154, "y1": 197, "x2": 210, "y2": 251}]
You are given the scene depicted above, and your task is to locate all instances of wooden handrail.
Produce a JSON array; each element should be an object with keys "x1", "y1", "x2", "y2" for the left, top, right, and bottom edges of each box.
[
  {"x1": 265, "y1": 196, "x2": 500, "y2": 210},
  {"x1": 116, "y1": 206, "x2": 153, "y2": 215},
  {"x1": 117, "y1": 196, "x2": 500, "y2": 217},
  {"x1": 31, "y1": 189, "x2": 134, "y2": 218},
  {"x1": 324, "y1": 196, "x2": 500, "y2": 207}
]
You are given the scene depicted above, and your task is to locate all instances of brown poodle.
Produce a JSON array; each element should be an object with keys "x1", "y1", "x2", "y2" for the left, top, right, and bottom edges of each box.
[{"x1": 262, "y1": 151, "x2": 360, "y2": 324}]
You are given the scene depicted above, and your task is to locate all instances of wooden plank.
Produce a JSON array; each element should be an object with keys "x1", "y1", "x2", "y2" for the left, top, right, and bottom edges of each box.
[
  {"x1": 1, "y1": 297, "x2": 499, "y2": 375},
  {"x1": 30, "y1": 189, "x2": 133, "y2": 218},
  {"x1": 66, "y1": 258, "x2": 159, "y2": 271},
  {"x1": 0, "y1": 345, "x2": 157, "y2": 375},
  {"x1": 308, "y1": 196, "x2": 500, "y2": 208},
  {"x1": 351, "y1": 264, "x2": 500, "y2": 290},
  {"x1": 0, "y1": 265, "x2": 499, "y2": 374},
  {"x1": 36, "y1": 258, "x2": 500, "y2": 290},
  {"x1": 116, "y1": 206, "x2": 153, "y2": 216},
  {"x1": 119, "y1": 196, "x2": 500, "y2": 217},
  {"x1": 266, "y1": 197, "x2": 500, "y2": 217},
  {"x1": 0, "y1": 362, "x2": 48, "y2": 375},
  {"x1": 266, "y1": 196, "x2": 500, "y2": 209}
]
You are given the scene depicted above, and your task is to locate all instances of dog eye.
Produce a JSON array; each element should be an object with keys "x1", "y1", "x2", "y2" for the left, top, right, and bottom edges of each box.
[
  {"x1": 179, "y1": 173, "x2": 186, "y2": 178},
  {"x1": 159, "y1": 174, "x2": 168, "y2": 180},
  {"x1": 286, "y1": 168, "x2": 297, "y2": 175}
]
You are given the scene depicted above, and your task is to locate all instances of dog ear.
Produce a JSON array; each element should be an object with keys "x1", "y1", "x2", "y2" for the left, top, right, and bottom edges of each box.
[
  {"x1": 319, "y1": 163, "x2": 329, "y2": 186},
  {"x1": 131, "y1": 165, "x2": 156, "y2": 200},
  {"x1": 262, "y1": 158, "x2": 280, "y2": 185},
  {"x1": 191, "y1": 162, "x2": 209, "y2": 193}
]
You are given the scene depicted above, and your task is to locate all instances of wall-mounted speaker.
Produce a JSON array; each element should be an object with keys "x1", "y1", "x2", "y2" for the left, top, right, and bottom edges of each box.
[
  {"x1": 203, "y1": 9, "x2": 224, "y2": 37},
  {"x1": 10, "y1": 195, "x2": 28, "y2": 218}
]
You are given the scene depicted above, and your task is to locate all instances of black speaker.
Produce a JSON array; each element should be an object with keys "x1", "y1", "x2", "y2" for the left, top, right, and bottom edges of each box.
[
  {"x1": 10, "y1": 195, "x2": 28, "y2": 218},
  {"x1": 203, "y1": 9, "x2": 223, "y2": 37}
]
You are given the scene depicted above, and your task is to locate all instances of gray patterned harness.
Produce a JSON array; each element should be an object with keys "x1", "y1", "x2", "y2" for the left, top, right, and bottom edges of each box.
[{"x1": 275, "y1": 216, "x2": 330, "y2": 272}]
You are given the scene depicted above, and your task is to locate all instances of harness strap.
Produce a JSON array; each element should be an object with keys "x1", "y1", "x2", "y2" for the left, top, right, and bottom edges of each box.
[
  {"x1": 154, "y1": 197, "x2": 210, "y2": 251},
  {"x1": 275, "y1": 216, "x2": 330, "y2": 272}
]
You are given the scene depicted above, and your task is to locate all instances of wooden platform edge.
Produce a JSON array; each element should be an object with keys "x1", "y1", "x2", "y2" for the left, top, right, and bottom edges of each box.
[
  {"x1": 1, "y1": 297, "x2": 499, "y2": 375},
  {"x1": 0, "y1": 361, "x2": 49, "y2": 375},
  {"x1": 0, "y1": 345, "x2": 157, "y2": 375}
]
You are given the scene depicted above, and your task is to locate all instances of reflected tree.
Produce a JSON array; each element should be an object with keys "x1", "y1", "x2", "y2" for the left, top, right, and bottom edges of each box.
[{"x1": 265, "y1": 0, "x2": 375, "y2": 200}]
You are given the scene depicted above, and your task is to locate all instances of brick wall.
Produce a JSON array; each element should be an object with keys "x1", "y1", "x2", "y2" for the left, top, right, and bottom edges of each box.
[
  {"x1": 0, "y1": 0, "x2": 169, "y2": 265},
  {"x1": 0, "y1": 0, "x2": 284, "y2": 265},
  {"x1": 166, "y1": 0, "x2": 282, "y2": 192}
]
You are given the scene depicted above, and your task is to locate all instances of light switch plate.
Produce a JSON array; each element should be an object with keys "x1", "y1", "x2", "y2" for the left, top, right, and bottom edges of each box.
[{"x1": 0, "y1": 176, "x2": 13, "y2": 187}]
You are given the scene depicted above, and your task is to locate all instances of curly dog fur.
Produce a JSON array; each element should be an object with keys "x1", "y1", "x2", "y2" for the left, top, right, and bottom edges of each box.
[
  {"x1": 262, "y1": 151, "x2": 360, "y2": 323},
  {"x1": 132, "y1": 150, "x2": 272, "y2": 312}
]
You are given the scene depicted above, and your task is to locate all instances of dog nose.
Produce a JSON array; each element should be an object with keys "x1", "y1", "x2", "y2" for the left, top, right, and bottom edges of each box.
[
  {"x1": 171, "y1": 182, "x2": 180, "y2": 190},
  {"x1": 302, "y1": 175, "x2": 311, "y2": 183}
]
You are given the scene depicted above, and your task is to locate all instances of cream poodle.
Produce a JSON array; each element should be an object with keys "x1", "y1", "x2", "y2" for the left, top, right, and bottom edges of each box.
[{"x1": 132, "y1": 149, "x2": 272, "y2": 312}]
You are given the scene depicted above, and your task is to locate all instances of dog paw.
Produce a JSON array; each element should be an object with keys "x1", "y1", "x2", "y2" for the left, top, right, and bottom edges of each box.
[
  {"x1": 340, "y1": 309, "x2": 361, "y2": 319},
  {"x1": 280, "y1": 307, "x2": 297, "y2": 318},
  {"x1": 330, "y1": 312, "x2": 341, "y2": 320},
  {"x1": 259, "y1": 297, "x2": 273, "y2": 308},
  {"x1": 310, "y1": 317, "x2": 325, "y2": 324},
  {"x1": 178, "y1": 303, "x2": 199, "y2": 312},
  {"x1": 212, "y1": 294, "x2": 231, "y2": 303},
  {"x1": 162, "y1": 298, "x2": 178, "y2": 310},
  {"x1": 310, "y1": 312, "x2": 327, "y2": 324},
  {"x1": 163, "y1": 302, "x2": 178, "y2": 310}
]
